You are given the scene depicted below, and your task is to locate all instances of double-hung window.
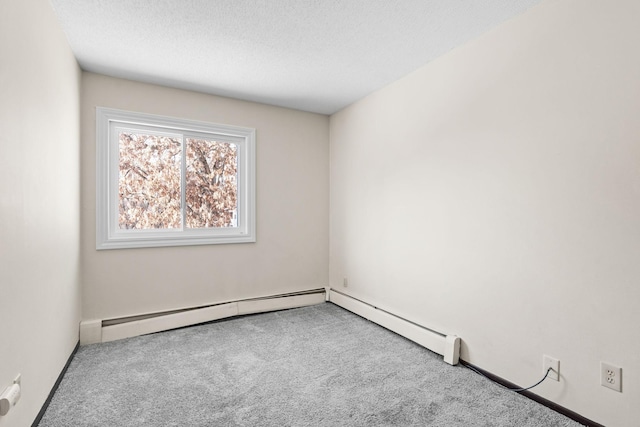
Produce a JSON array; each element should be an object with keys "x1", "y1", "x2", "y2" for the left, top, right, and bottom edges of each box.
[{"x1": 96, "y1": 107, "x2": 255, "y2": 250}]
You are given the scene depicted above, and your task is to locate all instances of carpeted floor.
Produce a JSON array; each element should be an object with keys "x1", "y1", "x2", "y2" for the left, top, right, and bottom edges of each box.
[{"x1": 38, "y1": 303, "x2": 583, "y2": 426}]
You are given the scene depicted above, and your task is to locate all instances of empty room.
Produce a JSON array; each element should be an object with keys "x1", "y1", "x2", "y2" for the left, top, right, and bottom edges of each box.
[{"x1": 1, "y1": 0, "x2": 638, "y2": 426}]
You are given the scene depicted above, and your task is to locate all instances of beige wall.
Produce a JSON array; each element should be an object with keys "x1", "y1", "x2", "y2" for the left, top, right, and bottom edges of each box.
[
  {"x1": 81, "y1": 73, "x2": 329, "y2": 320},
  {"x1": 0, "y1": 0, "x2": 81, "y2": 425},
  {"x1": 329, "y1": 1, "x2": 640, "y2": 425}
]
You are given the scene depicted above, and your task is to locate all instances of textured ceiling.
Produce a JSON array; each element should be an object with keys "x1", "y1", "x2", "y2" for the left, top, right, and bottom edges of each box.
[{"x1": 49, "y1": 0, "x2": 542, "y2": 114}]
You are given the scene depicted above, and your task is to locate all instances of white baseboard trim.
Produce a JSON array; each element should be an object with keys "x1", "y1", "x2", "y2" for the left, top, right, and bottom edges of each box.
[
  {"x1": 80, "y1": 289, "x2": 326, "y2": 345},
  {"x1": 328, "y1": 289, "x2": 461, "y2": 365}
]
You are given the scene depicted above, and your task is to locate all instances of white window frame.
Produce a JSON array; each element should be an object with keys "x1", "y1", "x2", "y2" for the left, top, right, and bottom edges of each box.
[{"x1": 96, "y1": 107, "x2": 256, "y2": 250}]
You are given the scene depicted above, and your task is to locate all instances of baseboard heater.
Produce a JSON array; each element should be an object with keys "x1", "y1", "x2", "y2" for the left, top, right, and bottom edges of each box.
[
  {"x1": 328, "y1": 289, "x2": 461, "y2": 365},
  {"x1": 80, "y1": 289, "x2": 326, "y2": 345}
]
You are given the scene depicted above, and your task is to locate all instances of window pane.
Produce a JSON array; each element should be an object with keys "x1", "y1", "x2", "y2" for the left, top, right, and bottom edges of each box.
[
  {"x1": 186, "y1": 138, "x2": 238, "y2": 228},
  {"x1": 119, "y1": 133, "x2": 182, "y2": 229}
]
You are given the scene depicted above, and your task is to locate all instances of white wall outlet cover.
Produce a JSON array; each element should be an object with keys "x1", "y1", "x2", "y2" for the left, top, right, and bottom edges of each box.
[
  {"x1": 601, "y1": 362, "x2": 622, "y2": 392},
  {"x1": 543, "y1": 355, "x2": 560, "y2": 381}
]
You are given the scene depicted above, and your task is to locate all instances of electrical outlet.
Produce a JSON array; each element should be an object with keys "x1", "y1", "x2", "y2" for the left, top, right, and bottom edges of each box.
[
  {"x1": 543, "y1": 355, "x2": 560, "y2": 381},
  {"x1": 343, "y1": 277, "x2": 348, "y2": 288},
  {"x1": 601, "y1": 362, "x2": 622, "y2": 392}
]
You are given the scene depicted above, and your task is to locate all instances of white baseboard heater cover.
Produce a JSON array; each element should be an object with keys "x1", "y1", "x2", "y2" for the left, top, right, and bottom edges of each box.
[
  {"x1": 328, "y1": 289, "x2": 461, "y2": 365},
  {"x1": 80, "y1": 290, "x2": 326, "y2": 345}
]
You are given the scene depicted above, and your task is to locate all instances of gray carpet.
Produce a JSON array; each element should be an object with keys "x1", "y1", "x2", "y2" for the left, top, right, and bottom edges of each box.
[{"x1": 39, "y1": 303, "x2": 583, "y2": 426}]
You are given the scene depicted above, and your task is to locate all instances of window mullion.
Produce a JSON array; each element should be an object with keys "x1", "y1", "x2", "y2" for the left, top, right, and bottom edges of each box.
[{"x1": 181, "y1": 134, "x2": 187, "y2": 231}]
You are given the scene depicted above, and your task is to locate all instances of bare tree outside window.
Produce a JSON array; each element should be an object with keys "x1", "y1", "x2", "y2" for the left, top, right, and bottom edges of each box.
[
  {"x1": 119, "y1": 133, "x2": 182, "y2": 229},
  {"x1": 186, "y1": 138, "x2": 238, "y2": 228}
]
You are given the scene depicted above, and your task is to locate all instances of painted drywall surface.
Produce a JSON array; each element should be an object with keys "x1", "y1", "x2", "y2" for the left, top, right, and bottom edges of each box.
[
  {"x1": 0, "y1": 0, "x2": 81, "y2": 425},
  {"x1": 81, "y1": 73, "x2": 329, "y2": 320},
  {"x1": 330, "y1": 0, "x2": 639, "y2": 425}
]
